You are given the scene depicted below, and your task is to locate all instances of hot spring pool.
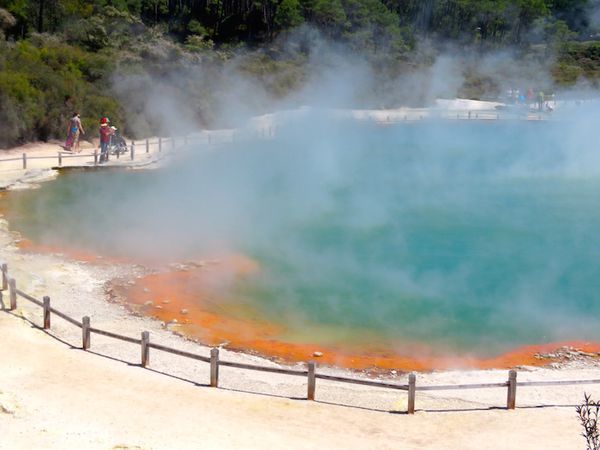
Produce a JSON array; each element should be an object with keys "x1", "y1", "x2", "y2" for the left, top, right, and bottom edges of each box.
[{"x1": 4, "y1": 117, "x2": 600, "y2": 360}]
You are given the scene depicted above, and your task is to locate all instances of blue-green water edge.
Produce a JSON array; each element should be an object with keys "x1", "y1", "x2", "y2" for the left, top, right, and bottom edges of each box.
[{"x1": 4, "y1": 119, "x2": 600, "y2": 357}]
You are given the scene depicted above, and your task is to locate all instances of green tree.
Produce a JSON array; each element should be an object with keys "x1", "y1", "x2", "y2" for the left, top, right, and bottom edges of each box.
[
  {"x1": 342, "y1": 0, "x2": 405, "y2": 54},
  {"x1": 141, "y1": 0, "x2": 167, "y2": 25},
  {"x1": 549, "y1": 0, "x2": 590, "y2": 33},
  {"x1": 275, "y1": 0, "x2": 303, "y2": 29},
  {"x1": 513, "y1": 0, "x2": 549, "y2": 43},
  {"x1": 312, "y1": 0, "x2": 347, "y2": 35}
]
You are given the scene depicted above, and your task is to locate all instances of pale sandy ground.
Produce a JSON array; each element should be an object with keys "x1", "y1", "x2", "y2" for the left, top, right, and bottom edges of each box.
[
  {"x1": 0, "y1": 138, "x2": 157, "y2": 190},
  {"x1": 2, "y1": 311, "x2": 599, "y2": 450},
  {"x1": 1, "y1": 106, "x2": 599, "y2": 449},
  {"x1": 0, "y1": 130, "x2": 237, "y2": 190},
  {"x1": 247, "y1": 99, "x2": 550, "y2": 129}
]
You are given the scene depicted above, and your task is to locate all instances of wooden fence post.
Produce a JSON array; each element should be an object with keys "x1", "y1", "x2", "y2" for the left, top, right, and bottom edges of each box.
[
  {"x1": 82, "y1": 316, "x2": 90, "y2": 350},
  {"x1": 43, "y1": 296, "x2": 51, "y2": 329},
  {"x1": 145, "y1": 139, "x2": 149, "y2": 154},
  {"x1": 210, "y1": 348, "x2": 219, "y2": 387},
  {"x1": 307, "y1": 361, "x2": 316, "y2": 400},
  {"x1": 158, "y1": 137, "x2": 162, "y2": 152},
  {"x1": 93, "y1": 150, "x2": 98, "y2": 166},
  {"x1": 208, "y1": 133, "x2": 211, "y2": 144},
  {"x1": 22, "y1": 153, "x2": 27, "y2": 169},
  {"x1": 141, "y1": 331, "x2": 150, "y2": 367},
  {"x1": 1, "y1": 263, "x2": 7, "y2": 290},
  {"x1": 130, "y1": 141, "x2": 135, "y2": 160},
  {"x1": 507, "y1": 369, "x2": 517, "y2": 410},
  {"x1": 58, "y1": 152, "x2": 62, "y2": 167},
  {"x1": 407, "y1": 373, "x2": 416, "y2": 414},
  {"x1": 9, "y1": 278, "x2": 16, "y2": 310}
]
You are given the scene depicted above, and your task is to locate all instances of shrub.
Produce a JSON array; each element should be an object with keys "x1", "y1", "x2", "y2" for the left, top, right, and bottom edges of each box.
[
  {"x1": 576, "y1": 393, "x2": 600, "y2": 450},
  {"x1": 0, "y1": 35, "x2": 122, "y2": 147}
]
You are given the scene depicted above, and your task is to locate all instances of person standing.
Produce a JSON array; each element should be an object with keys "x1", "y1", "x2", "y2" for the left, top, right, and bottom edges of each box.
[
  {"x1": 99, "y1": 117, "x2": 114, "y2": 163},
  {"x1": 65, "y1": 112, "x2": 85, "y2": 152},
  {"x1": 526, "y1": 88, "x2": 535, "y2": 107}
]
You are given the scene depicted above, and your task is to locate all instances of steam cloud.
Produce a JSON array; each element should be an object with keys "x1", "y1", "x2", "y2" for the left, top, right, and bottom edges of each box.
[{"x1": 10, "y1": 25, "x2": 600, "y2": 357}]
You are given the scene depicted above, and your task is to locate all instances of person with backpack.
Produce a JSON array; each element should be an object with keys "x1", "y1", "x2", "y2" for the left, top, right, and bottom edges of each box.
[{"x1": 99, "y1": 117, "x2": 114, "y2": 163}]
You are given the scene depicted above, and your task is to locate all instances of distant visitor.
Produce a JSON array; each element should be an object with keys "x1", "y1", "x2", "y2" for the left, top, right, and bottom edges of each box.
[
  {"x1": 65, "y1": 112, "x2": 85, "y2": 153},
  {"x1": 99, "y1": 117, "x2": 114, "y2": 163}
]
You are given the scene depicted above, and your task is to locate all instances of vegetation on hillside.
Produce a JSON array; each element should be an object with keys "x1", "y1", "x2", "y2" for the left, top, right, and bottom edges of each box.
[{"x1": 1, "y1": 0, "x2": 600, "y2": 148}]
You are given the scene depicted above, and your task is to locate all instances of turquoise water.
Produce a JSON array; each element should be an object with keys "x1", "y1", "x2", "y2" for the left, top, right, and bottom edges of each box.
[{"x1": 4, "y1": 117, "x2": 600, "y2": 356}]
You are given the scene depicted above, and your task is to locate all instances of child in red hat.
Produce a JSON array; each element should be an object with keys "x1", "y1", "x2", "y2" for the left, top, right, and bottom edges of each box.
[{"x1": 99, "y1": 117, "x2": 114, "y2": 163}]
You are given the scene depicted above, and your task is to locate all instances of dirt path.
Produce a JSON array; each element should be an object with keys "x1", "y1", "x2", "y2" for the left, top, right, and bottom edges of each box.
[
  {"x1": 0, "y1": 131, "x2": 234, "y2": 190},
  {"x1": 0, "y1": 312, "x2": 590, "y2": 450}
]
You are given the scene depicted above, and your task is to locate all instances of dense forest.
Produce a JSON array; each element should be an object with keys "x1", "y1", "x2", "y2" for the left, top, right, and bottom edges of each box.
[{"x1": 1, "y1": 0, "x2": 600, "y2": 147}]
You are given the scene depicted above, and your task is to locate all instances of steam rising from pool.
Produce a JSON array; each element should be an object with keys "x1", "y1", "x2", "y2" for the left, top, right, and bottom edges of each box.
[{"x1": 6, "y1": 111, "x2": 600, "y2": 356}]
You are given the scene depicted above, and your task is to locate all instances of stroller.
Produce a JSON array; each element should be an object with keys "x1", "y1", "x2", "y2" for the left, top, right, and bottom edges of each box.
[{"x1": 108, "y1": 127, "x2": 128, "y2": 156}]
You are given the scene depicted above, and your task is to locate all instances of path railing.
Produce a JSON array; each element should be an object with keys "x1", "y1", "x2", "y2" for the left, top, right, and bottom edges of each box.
[
  {"x1": 0, "y1": 133, "x2": 243, "y2": 169},
  {"x1": 342, "y1": 108, "x2": 552, "y2": 124},
  {"x1": 2, "y1": 262, "x2": 600, "y2": 414}
]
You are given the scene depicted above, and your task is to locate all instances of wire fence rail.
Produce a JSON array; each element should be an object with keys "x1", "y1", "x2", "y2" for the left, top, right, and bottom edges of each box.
[{"x1": 2, "y1": 262, "x2": 600, "y2": 414}]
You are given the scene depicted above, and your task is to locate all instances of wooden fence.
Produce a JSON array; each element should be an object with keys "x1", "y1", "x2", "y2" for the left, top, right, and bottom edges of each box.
[
  {"x1": 2, "y1": 262, "x2": 600, "y2": 414},
  {"x1": 0, "y1": 132, "x2": 257, "y2": 170},
  {"x1": 0, "y1": 136, "x2": 200, "y2": 169}
]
